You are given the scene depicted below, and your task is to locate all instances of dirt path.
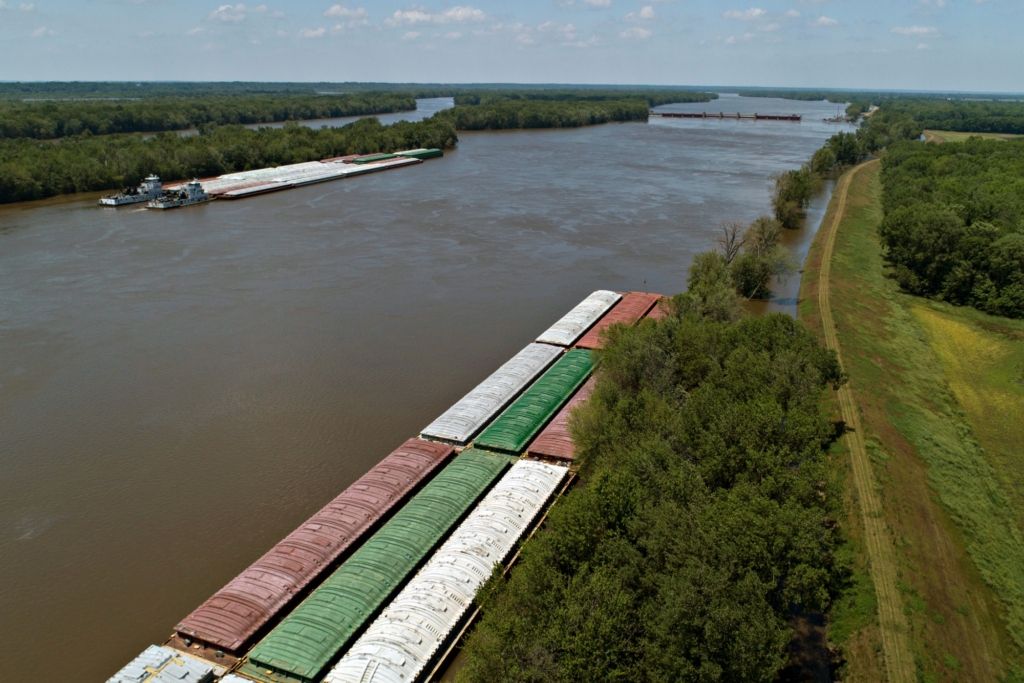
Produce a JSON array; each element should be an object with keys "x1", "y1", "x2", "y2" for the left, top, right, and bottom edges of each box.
[{"x1": 817, "y1": 160, "x2": 914, "y2": 683}]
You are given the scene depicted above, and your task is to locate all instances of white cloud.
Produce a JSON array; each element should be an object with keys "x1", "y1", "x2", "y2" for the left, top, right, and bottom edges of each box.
[
  {"x1": 891, "y1": 25, "x2": 937, "y2": 35},
  {"x1": 444, "y1": 31, "x2": 461, "y2": 38},
  {"x1": 401, "y1": 30, "x2": 420, "y2": 39},
  {"x1": 723, "y1": 8, "x2": 766, "y2": 21},
  {"x1": 620, "y1": 26, "x2": 652, "y2": 38},
  {"x1": 758, "y1": 22, "x2": 780, "y2": 31},
  {"x1": 251, "y1": 38, "x2": 261, "y2": 43},
  {"x1": 516, "y1": 32, "x2": 534, "y2": 43},
  {"x1": 539, "y1": 20, "x2": 575, "y2": 35},
  {"x1": 784, "y1": 9, "x2": 800, "y2": 18},
  {"x1": 139, "y1": 30, "x2": 155, "y2": 37},
  {"x1": 276, "y1": 29, "x2": 288, "y2": 36},
  {"x1": 584, "y1": 0, "x2": 611, "y2": 6},
  {"x1": 19, "y1": 2, "x2": 34, "y2": 9},
  {"x1": 324, "y1": 5, "x2": 369, "y2": 26},
  {"x1": 917, "y1": 42, "x2": 931, "y2": 49},
  {"x1": 209, "y1": 4, "x2": 268, "y2": 22},
  {"x1": 186, "y1": 26, "x2": 205, "y2": 35},
  {"x1": 31, "y1": 25, "x2": 55, "y2": 36},
  {"x1": 384, "y1": 4, "x2": 487, "y2": 27},
  {"x1": 299, "y1": 26, "x2": 326, "y2": 37},
  {"x1": 725, "y1": 32, "x2": 754, "y2": 43},
  {"x1": 624, "y1": 5, "x2": 655, "y2": 21},
  {"x1": 808, "y1": 15, "x2": 838, "y2": 26}
]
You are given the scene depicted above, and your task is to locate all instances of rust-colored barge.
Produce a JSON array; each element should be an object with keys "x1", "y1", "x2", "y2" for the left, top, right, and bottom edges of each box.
[
  {"x1": 170, "y1": 438, "x2": 454, "y2": 661},
  {"x1": 575, "y1": 292, "x2": 662, "y2": 350}
]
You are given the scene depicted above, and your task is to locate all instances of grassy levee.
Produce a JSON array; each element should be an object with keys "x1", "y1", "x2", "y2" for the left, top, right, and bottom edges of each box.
[{"x1": 799, "y1": 160, "x2": 1024, "y2": 682}]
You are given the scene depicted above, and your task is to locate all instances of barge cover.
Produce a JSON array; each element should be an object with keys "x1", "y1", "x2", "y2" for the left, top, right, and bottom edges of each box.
[
  {"x1": 536, "y1": 291, "x2": 621, "y2": 346},
  {"x1": 240, "y1": 449, "x2": 514, "y2": 683},
  {"x1": 575, "y1": 292, "x2": 661, "y2": 350},
  {"x1": 526, "y1": 376, "x2": 597, "y2": 461},
  {"x1": 174, "y1": 439, "x2": 454, "y2": 654},
  {"x1": 107, "y1": 645, "x2": 224, "y2": 683},
  {"x1": 324, "y1": 460, "x2": 569, "y2": 683},
  {"x1": 474, "y1": 349, "x2": 595, "y2": 455},
  {"x1": 420, "y1": 343, "x2": 562, "y2": 446}
]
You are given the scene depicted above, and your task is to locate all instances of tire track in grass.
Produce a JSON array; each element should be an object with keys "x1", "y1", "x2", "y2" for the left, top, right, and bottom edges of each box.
[{"x1": 817, "y1": 160, "x2": 914, "y2": 683}]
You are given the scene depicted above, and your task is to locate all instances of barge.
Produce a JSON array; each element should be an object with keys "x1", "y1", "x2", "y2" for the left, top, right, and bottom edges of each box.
[{"x1": 653, "y1": 111, "x2": 802, "y2": 121}]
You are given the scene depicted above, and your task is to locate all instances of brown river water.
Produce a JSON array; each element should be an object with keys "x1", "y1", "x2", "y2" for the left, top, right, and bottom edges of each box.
[{"x1": 0, "y1": 95, "x2": 854, "y2": 681}]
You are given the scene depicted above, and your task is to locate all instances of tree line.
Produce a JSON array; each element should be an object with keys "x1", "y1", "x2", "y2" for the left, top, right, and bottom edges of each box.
[
  {"x1": 435, "y1": 99, "x2": 652, "y2": 130},
  {"x1": 456, "y1": 264, "x2": 847, "y2": 683},
  {"x1": 879, "y1": 137, "x2": 1024, "y2": 318},
  {"x1": 0, "y1": 93, "x2": 416, "y2": 140},
  {"x1": 870, "y1": 99, "x2": 1024, "y2": 135},
  {"x1": 454, "y1": 90, "x2": 716, "y2": 108}
]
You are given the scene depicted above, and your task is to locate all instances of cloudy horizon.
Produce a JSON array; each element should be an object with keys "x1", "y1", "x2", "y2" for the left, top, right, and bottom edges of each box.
[{"x1": 1, "y1": 0, "x2": 1021, "y2": 92}]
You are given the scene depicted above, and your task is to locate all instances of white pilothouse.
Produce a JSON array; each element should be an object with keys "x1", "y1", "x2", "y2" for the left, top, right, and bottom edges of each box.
[
  {"x1": 147, "y1": 179, "x2": 211, "y2": 209},
  {"x1": 98, "y1": 174, "x2": 163, "y2": 206}
]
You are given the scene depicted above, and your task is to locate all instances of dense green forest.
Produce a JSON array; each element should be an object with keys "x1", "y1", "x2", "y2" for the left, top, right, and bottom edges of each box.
[
  {"x1": 0, "y1": 94, "x2": 416, "y2": 140},
  {"x1": 875, "y1": 100, "x2": 1024, "y2": 135},
  {"x1": 456, "y1": 265, "x2": 846, "y2": 682},
  {"x1": 0, "y1": 81, "x2": 717, "y2": 101},
  {"x1": 0, "y1": 117, "x2": 457, "y2": 203},
  {"x1": 436, "y1": 99, "x2": 651, "y2": 130},
  {"x1": 454, "y1": 90, "x2": 715, "y2": 107},
  {"x1": 879, "y1": 138, "x2": 1024, "y2": 317},
  {"x1": 0, "y1": 82, "x2": 455, "y2": 100}
]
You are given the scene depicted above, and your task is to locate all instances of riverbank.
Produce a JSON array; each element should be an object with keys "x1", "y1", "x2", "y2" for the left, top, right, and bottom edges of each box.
[{"x1": 798, "y1": 161, "x2": 1023, "y2": 681}]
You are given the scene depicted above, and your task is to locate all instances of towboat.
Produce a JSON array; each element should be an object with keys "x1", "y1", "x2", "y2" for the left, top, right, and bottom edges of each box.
[
  {"x1": 147, "y1": 180, "x2": 211, "y2": 209},
  {"x1": 99, "y1": 174, "x2": 163, "y2": 206}
]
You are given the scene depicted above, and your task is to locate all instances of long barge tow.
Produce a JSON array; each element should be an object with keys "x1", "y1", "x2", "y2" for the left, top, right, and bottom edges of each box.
[
  {"x1": 103, "y1": 148, "x2": 442, "y2": 210},
  {"x1": 652, "y1": 111, "x2": 802, "y2": 121}
]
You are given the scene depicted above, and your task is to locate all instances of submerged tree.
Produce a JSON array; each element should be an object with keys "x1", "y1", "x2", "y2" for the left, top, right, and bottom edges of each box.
[
  {"x1": 770, "y1": 168, "x2": 818, "y2": 229},
  {"x1": 728, "y1": 216, "x2": 797, "y2": 299}
]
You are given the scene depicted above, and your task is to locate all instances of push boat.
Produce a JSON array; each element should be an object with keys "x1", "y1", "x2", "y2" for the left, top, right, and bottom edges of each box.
[
  {"x1": 98, "y1": 174, "x2": 163, "y2": 206},
  {"x1": 147, "y1": 180, "x2": 211, "y2": 210}
]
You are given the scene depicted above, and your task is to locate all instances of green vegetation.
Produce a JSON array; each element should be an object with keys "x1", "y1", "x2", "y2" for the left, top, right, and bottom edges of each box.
[
  {"x1": 0, "y1": 93, "x2": 416, "y2": 140},
  {"x1": 926, "y1": 130, "x2": 1023, "y2": 143},
  {"x1": 799, "y1": 162, "x2": 1023, "y2": 679},
  {"x1": 436, "y1": 99, "x2": 651, "y2": 130},
  {"x1": 713, "y1": 217, "x2": 796, "y2": 299},
  {"x1": 878, "y1": 138, "x2": 1024, "y2": 317},
  {"x1": 882, "y1": 100, "x2": 1024, "y2": 136},
  {"x1": 0, "y1": 117, "x2": 457, "y2": 204},
  {"x1": 455, "y1": 263, "x2": 847, "y2": 682},
  {"x1": 453, "y1": 89, "x2": 715, "y2": 107}
]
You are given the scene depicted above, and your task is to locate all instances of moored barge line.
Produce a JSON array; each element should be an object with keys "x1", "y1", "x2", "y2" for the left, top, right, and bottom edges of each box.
[{"x1": 652, "y1": 111, "x2": 802, "y2": 121}]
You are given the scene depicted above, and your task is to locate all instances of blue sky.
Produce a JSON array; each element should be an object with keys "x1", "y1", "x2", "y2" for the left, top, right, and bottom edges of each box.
[{"x1": 1, "y1": 0, "x2": 1021, "y2": 91}]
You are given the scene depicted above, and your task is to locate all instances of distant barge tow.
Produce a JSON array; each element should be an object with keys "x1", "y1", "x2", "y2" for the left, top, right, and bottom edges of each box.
[{"x1": 652, "y1": 111, "x2": 802, "y2": 121}]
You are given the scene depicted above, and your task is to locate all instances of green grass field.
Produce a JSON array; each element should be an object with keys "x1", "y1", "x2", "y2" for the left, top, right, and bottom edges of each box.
[
  {"x1": 925, "y1": 129, "x2": 1024, "y2": 143},
  {"x1": 799, "y1": 163, "x2": 1024, "y2": 681}
]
